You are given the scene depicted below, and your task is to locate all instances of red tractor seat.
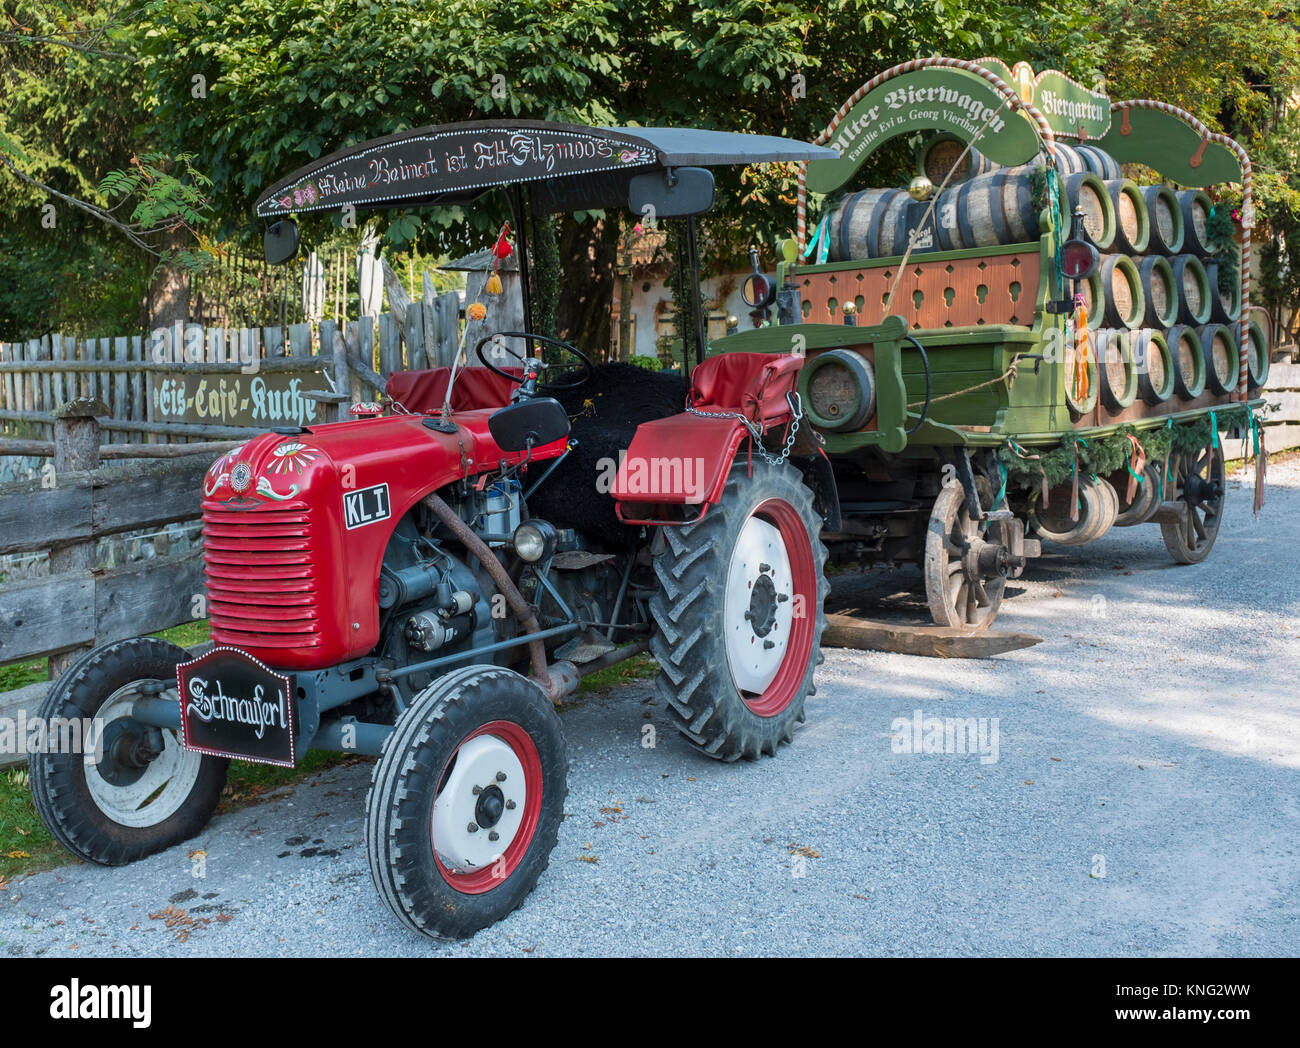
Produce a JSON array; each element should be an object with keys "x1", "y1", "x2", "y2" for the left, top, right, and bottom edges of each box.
[
  {"x1": 385, "y1": 366, "x2": 523, "y2": 414},
  {"x1": 688, "y1": 352, "x2": 803, "y2": 427}
]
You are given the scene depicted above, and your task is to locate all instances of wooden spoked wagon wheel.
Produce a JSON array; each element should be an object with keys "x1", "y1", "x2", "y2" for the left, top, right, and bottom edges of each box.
[
  {"x1": 1160, "y1": 444, "x2": 1226, "y2": 564},
  {"x1": 924, "y1": 478, "x2": 1010, "y2": 631}
]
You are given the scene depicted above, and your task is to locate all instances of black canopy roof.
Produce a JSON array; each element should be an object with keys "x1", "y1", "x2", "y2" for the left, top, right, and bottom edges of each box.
[{"x1": 253, "y1": 120, "x2": 836, "y2": 219}]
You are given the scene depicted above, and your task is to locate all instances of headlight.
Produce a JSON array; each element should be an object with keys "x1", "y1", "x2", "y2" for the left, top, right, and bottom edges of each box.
[{"x1": 512, "y1": 519, "x2": 556, "y2": 562}]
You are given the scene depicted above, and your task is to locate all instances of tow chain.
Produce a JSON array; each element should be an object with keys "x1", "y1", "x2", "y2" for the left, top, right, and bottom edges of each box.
[{"x1": 685, "y1": 391, "x2": 804, "y2": 466}]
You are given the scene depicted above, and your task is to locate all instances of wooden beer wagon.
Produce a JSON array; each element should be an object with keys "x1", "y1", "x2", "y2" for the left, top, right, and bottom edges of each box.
[{"x1": 712, "y1": 56, "x2": 1270, "y2": 629}]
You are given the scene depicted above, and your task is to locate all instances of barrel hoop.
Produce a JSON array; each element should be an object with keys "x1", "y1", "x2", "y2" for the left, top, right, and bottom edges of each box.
[
  {"x1": 865, "y1": 189, "x2": 891, "y2": 259},
  {"x1": 837, "y1": 191, "x2": 863, "y2": 262}
]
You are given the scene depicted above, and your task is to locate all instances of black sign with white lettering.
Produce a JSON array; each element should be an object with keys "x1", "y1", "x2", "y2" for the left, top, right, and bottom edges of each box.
[
  {"x1": 344, "y1": 482, "x2": 391, "y2": 530},
  {"x1": 254, "y1": 124, "x2": 658, "y2": 218},
  {"x1": 177, "y1": 648, "x2": 296, "y2": 767}
]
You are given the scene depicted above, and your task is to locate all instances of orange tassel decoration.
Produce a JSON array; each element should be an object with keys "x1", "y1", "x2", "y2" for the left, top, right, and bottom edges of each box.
[{"x1": 1072, "y1": 295, "x2": 1091, "y2": 404}]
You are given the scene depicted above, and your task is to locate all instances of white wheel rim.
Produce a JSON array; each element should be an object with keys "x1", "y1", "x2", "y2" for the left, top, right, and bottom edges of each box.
[
  {"x1": 724, "y1": 514, "x2": 794, "y2": 695},
  {"x1": 84, "y1": 684, "x2": 203, "y2": 828},
  {"x1": 432, "y1": 735, "x2": 527, "y2": 874}
]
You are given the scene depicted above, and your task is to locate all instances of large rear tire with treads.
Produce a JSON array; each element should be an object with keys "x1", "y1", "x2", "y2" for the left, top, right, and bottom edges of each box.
[{"x1": 650, "y1": 457, "x2": 828, "y2": 761}]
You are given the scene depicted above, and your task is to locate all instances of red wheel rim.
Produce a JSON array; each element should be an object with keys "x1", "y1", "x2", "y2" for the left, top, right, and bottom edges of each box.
[
  {"x1": 432, "y1": 720, "x2": 543, "y2": 895},
  {"x1": 743, "y1": 498, "x2": 816, "y2": 717}
]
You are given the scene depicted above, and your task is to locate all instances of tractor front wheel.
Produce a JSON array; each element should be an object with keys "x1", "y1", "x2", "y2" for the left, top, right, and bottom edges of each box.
[
  {"x1": 28, "y1": 638, "x2": 228, "y2": 866},
  {"x1": 650, "y1": 457, "x2": 828, "y2": 761},
  {"x1": 366, "y1": 666, "x2": 567, "y2": 939}
]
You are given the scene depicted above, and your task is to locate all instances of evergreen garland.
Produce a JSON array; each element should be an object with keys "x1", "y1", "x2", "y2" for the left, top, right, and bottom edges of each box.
[{"x1": 998, "y1": 408, "x2": 1248, "y2": 489}]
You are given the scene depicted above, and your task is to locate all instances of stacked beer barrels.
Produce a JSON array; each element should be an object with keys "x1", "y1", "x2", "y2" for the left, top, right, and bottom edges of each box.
[{"x1": 825, "y1": 137, "x2": 1265, "y2": 402}]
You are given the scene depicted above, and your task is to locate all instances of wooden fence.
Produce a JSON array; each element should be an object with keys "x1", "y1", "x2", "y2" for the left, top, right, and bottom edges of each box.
[
  {"x1": 0, "y1": 285, "x2": 483, "y2": 445},
  {"x1": 1263, "y1": 362, "x2": 1300, "y2": 452},
  {"x1": 0, "y1": 403, "x2": 221, "y2": 766}
]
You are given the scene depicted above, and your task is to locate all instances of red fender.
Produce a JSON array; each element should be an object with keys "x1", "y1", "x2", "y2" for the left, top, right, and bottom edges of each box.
[{"x1": 612, "y1": 352, "x2": 804, "y2": 525}]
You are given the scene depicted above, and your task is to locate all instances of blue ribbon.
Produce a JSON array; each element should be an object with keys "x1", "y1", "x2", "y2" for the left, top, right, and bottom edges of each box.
[{"x1": 803, "y1": 214, "x2": 830, "y2": 265}]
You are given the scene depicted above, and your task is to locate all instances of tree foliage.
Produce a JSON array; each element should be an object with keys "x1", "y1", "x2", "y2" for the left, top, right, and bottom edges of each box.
[{"x1": 3, "y1": 0, "x2": 1299, "y2": 341}]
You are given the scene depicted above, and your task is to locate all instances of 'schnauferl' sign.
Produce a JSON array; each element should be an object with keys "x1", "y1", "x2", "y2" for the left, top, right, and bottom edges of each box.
[
  {"x1": 255, "y1": 125, "x2": 659, "y2": 218},
  {"x1": 806, "y1": 67, "x2": 1041, "y2": 196},
  {"x1": 177, "y1": 647, "x2": 297, "y2": 767}
]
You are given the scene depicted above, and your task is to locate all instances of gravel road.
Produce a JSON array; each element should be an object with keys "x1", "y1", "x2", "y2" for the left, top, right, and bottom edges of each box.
[{"x1": 3, "y1": 457, "x2": 1298, "y2": 957}]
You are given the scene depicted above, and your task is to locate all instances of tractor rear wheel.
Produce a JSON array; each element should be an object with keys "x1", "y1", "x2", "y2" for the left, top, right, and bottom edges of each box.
[
  {"x1": 650, "y1": 457, "x2": 828, "y2": 761},
  {"x1": 366, "y1": 665, "x2": 566, "y2": 939}
]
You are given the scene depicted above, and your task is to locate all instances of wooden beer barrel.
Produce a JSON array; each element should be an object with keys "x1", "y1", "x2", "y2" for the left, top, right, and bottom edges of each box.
[
  {"x1": 1028, "y1": 143, "x2": 1086, "y2": 176},
  {"x1": 1198, "y1": 323, "x2": 1240, "y2": 395},
  {"x1": 1142, "y1": 185, "x2": 1184, "y2": 255},
  {"x1": 1171, "y1": 254, "x2": 1212, "y2": 325},
  {"x1": 1132, "y1": 329, "x2": 1175, "y2": 404},
  {"x1": 1203, "y1": 260, "x2": 1242, "y2": 323},
  {"x1": 1104, "y1": 179, "x2": 1150, "y2": 254},
  {"x1": 1166, "y1": 324, "x2": 1206, "y2": 399},
  {"x1": 934, "y1": 170, "x2": 1042, "y2": 250},
  {"x1": 1074, "y1": 267, "x2": 1105, "y2": 320},
  {"x1": 1197, "y1": 323, "x2": 1241, "y2": 396},
  {"x1": 1177, "y1": 190, "x2": 1214, "y2": 256},
  {"x1": 1096, "y1": 329, "x2": 1137, "y2": 411},
  {"x1": 1063, "y1": 172, "x2": 1116, "y2": 250},
  {"x1": 1100, "y1": 254, "x2": 1144, "y2": 329},
  {"x1": 1077, "y1": 145, "x2": 1122, "y2": 180},
  {"x1": 1233, "y1": 316, "x2": 1271, "y2": 389},
  {"x1": 917, "y1": 133, "x2": 998, "y2": 185},
  {"x1": 827, "y1": 188, "x2": 911, "y2": 261},
  {"x1": 1138, "y1": 255, "x2": 1178, "y2": 328}
]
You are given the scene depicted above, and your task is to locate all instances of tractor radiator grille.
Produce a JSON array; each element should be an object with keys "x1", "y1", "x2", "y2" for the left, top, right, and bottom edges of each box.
[{"x1": 202, "y1": 502, "x2": 323, "y2": 651}]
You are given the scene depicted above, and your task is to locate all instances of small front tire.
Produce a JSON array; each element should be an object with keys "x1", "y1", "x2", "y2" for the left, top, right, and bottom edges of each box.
[
  {"x1": 366, "y1": 666, "x2": 567, "y2": 939},
  {"x1": 28, "y1": 637, "x2": 228, "y2": 866}
]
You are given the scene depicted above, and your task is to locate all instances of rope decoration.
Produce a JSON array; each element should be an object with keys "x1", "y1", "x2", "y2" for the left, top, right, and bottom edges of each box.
[
  {"x1": 1110, "y1": 99, "x2": 1253, "y2": 402},
  {"x1": 796, "y1": 57, "x2": 1058, "y2": 255}
]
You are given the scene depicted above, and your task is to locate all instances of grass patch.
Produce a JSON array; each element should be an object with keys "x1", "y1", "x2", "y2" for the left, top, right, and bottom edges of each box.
[
  {"x1": 0, "y1": 767, "x2": 65, "y2": 882},
  {"x1": 577, "y1": 651, "x2": 658, "y2": 695},
  {"x1": 218, "y1": 752, "x2": 367, "y2": 814}
]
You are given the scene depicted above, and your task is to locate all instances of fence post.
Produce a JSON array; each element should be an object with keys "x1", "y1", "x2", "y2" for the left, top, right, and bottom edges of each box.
[{"x1": 48, "y1": 397, "x2": 108, "y2": 678}]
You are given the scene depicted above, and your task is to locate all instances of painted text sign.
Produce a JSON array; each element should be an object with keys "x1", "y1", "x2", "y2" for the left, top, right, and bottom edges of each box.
[
  {"x1": 178, "y1": 648, "x2": 297, "y2": 767},
  {"x1": 807, "y1": 68, "x2": 1040, "y2": 196},
  {"x1": 150, "y1": 370, "x2": 329, "y2": 429},
  {"x1": 256, "y1": 126, "x2": 658, "y2": 218}
]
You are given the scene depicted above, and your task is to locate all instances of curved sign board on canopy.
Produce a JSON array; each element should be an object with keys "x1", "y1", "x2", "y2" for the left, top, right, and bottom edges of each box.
[
  {"x1": 254, "y1": 123, "x2": 660, "y2": 219},
  {"x1": 976, "y1": 59, "x2": 1111, "y2": 141},
  {"x1": 805, "y1": 67, "x2": 1041, "y2": 197},
  {"x1": 1096, "y1": 107, "x2": 1242, "y2": 189}
]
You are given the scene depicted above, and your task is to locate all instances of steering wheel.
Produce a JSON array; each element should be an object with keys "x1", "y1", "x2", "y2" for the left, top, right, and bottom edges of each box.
[{"x1": 474, "y1": 331, "x2": 593, "y2": 392}]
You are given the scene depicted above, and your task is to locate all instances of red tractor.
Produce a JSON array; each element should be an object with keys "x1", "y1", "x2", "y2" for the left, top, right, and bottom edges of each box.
[{"x1": 29, "y1": 122, "x2": 834, "y2": 939}]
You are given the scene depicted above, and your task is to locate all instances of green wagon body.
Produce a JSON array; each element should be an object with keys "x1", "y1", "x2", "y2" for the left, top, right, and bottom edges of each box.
[{"x1": 707, "y1": 57, "x2": 1269, "y2": 628}]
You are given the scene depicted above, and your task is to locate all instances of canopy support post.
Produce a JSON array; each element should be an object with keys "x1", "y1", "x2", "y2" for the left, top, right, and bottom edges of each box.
[
  {"x1": 686, "y1": 215, "x2": 707, "y2": 372},
  {"x1": 509, "y1": 184, "x2": 536, "y2": 356}
]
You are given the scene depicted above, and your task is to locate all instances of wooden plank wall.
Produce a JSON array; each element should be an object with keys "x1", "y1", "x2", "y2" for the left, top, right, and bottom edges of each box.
[
  {"x1": 1263, "y1": 361, "x2": 1300, "y2": 452},
  {"x1": 0, "y1": 309, "x2": 469, "y2": 443}
]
